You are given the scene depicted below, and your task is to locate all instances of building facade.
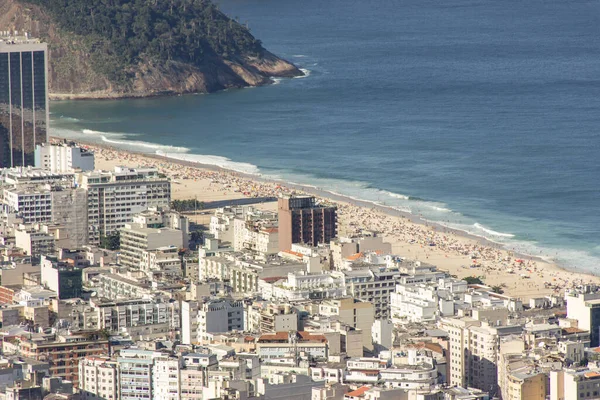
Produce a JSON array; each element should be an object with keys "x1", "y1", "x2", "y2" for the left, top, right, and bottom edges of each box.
[
  {"x1": 278, "y1": 196, "x2": 337, "y2": 251},
  {"x1": 0, "y1": 37, "x2": 48, "y2": 168}
]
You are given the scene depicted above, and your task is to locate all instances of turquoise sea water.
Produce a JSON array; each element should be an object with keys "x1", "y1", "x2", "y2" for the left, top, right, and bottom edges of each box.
[{"x1": 50, "y1": 0, "x2": 600, "y2": 272}]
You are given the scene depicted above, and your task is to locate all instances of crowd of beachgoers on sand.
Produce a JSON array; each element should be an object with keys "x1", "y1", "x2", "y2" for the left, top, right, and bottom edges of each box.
[{"x1": 78, "y1": 141, "x2": 599, "y2": 299}]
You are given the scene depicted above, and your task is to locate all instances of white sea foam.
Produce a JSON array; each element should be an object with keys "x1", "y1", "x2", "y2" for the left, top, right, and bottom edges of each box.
[
  {"x1": 295, "y1": 68, "x2": 311, "y2": 79},
  {"x1": 292, "y1": 55, "x2": 307, "y2": 58},
  {"x1": 53, "y1": 115, "x2": 80, "y2": 122},
  {"x1": 156, "y1": 151, "x2": 260, "y2": 175},
  {"x1": 270, "y1": 77, "x2": 284, "y2": 85},
  {"x1": 473, "y1": 223, "x2": 515, "y2": 238},
  {"x1": 383, "y1": 190, "x2": 410, "y2": 200}
]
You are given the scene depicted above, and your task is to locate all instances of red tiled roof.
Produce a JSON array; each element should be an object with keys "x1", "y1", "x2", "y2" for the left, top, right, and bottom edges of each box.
[
  {"x1": 282, "y1": 250, "x2": 304, "y2": 258},
  {"x1": 346, "y1": 252, "x2": 364, "y2": 261},
  {"x1": 346, "y1": 386, "x2": 370, "y2": 397}
]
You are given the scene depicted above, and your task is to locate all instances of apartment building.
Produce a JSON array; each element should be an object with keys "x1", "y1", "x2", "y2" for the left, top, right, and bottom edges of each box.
[
  {"x1": 198, "y1": 299, "x2": 244, "y2": 342},
  {"x1": 319, "y1": 298, "x2": 375, "y2": 351},
  {"x1": 87, "y1": 297, "x2": 179, "y2": 339},
  {"x1": 199, "y1": 251, "x2": 306, "y2": 294},
  {"x1": 153, "y1": 355, "x2": 182, "y2": 400},
  {"x1": 551, "y1": 368, "x2": 600, "y2": 400},
  {"x1": 258, "y1": 270, "x2": 346, "y2": 302},
  {"x1": 34, "y1": 142, "x2": 95, "y2": 173},
  {"x1": 439, "y1": 316, "x2": 523, "y2": 395},
  {"x1": 15, "y1": 331, "x2": 110, "y2": 387},
  {"x1": 40, "y1": 255, "x2": 83, "y2": 299},
  {"x1": 278, "y1": 196, "x2": 337, "y2": 251},
  {"x1": 256, "y1": 331, "x2": 329, "y2": 361},
  {"x1": 119, "y1": 224, "x2": 183, "y2": 270},
  {"x1": 117, "y1": 349, "x2": 161, "y2": 400},
  {"x1": 334, "y1": 266, "x2": 399, "y2": 319},
  {"x1": 233, "y1": 208, "x2": 278, "y2": 254},
  {"x1": 78, "y1": 356, "x2": 119, "y2": 400},
  {"x1": 78, "y1": 167, "x2": 170, "y2": 244},
  {"x1": 96, "y1": 273, "x2": 152, "y2": 300},
  {"x1": 566, "y1": 289, "x2": 600, "y2": 348}
]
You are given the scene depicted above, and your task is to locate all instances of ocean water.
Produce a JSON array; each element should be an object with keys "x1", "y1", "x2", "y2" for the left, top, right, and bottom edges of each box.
[{"x1": 50, "y1": 0, "x2": 600, "y2": 272}]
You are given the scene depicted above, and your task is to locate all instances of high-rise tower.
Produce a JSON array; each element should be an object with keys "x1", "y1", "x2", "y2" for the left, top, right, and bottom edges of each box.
[{"x1": 0, "y1": 34, "x2": 48, "y2": 168}]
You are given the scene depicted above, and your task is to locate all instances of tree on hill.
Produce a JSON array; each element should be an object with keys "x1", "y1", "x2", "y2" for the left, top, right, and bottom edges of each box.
[{"x1": 23, "y1": 0, "x2": 265, "y2": 86}]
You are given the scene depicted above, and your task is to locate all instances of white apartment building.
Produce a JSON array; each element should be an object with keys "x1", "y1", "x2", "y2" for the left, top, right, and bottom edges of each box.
[
  {"x1": 2, "y1": 185, "x2": 53, "y2": 224},
  {"x1": 199, "y1": 251, "x2": 306, "y2": 293},
  {"x1": 256, "y1": 331, "x2": 329, "y2": 361},
  {"x1": 119, "y1": 224, "x2": 183, "y2": 270},
  {"x1": 390, "y1": 277, "x2": 467, "y2": 325},
  {"x1": 89, "y1": 297, "x2": 179, "y2": 339},
  {"x1": 180, "y1": 353, "x2": 218, "y2": 400},
  {"x1": 330, "y1": 235, "x2": 392, "y2": 269},
  {"x1": 78, "y1": 166, "x2": 170, "y2": 244},
  {"x1": 132, "y1": 207, "x2": 190, "y2": 248},
  {"x1": 565, "y1": 289, "x2": 600, "y2": 348},
  {"x1": 78, "y1": 356, "x2": 119, "y2": 400},
  {"x1": 209, "y1": 207, "x2": 244, "y2": 243},
  {"x1": 232, "y1": 207, "x2": 278, "y2": 254},
  {"x1": 14, "y1": 224, "x2": 55, "y2": 257},
  {"x1": 35, "y1": 142, "x2": 95, "y2": 173},
  {"x1": 258, "y1": 270, "x2": 346, "y2": 302},
  {"x1": 97, "y1": 273, "x2": 152, "y2": 300},
  {"x1": 344, "y1": 356, "x2": 439, "y2": 390},
  {"x1": 245, "y1": 303, "x2": 299, "y2": 333},
  {"x1": 118, "y1": 349, "x2": 162, "y2": 400},
  {"x1": 181, "y1": 300, "x2": 200, "y2": 345},
  {"x1": 0, "y1": 167, "x2": 74, "y2": 186},
  {"x1": 153, "y1": 356, "x2": 182, "y2": 400}
]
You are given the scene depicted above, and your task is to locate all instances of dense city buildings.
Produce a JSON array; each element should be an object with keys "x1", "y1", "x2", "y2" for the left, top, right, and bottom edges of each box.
[
  {"x1": 0, "y1": 145, "x2": 597, "y2": 400},
  {"x1": 0, "y1": 35, "x2": 48, "y2": 168}
]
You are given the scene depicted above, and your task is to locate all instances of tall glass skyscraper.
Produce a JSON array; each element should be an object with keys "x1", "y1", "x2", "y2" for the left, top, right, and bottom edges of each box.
[{"x1": 0, "y1": 38, "x2": 48, "y2": 168}]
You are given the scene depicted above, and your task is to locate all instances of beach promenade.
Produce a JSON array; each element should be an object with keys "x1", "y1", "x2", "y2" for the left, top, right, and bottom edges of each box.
[{"x1": 78, "y1": 140, "x2": 598, "y2": 301}]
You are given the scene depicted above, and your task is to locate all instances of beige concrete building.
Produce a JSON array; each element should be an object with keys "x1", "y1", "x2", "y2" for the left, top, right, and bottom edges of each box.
[
  {"x1": 319, "y1": 297, "x2": 375, "y2": 351},
  {"x1": 119, "y1": 224, "x2": 183, "y2": 270},
  {"x1": 551, "y1": 368, "x2": 600, "y2": 400},
  {"x1": 439, "y1": 315, "x2": 523, "y2": 395}
]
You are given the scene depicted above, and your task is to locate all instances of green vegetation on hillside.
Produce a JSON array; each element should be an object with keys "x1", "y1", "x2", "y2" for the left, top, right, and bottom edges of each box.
[{"x1": 24, "y1": 0, "x2": 264, "y2": 86}]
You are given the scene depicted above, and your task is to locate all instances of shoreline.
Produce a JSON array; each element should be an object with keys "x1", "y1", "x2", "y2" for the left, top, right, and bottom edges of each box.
[
  {"x1": 51, "y1": 135, "x2": 600, "y2": 300},
  {"x1": 54, "y1": 136, "x2": 548, "y2": 267}
]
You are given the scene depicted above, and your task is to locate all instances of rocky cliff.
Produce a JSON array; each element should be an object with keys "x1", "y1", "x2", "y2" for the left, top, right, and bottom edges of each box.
[{"x1": 0, "y1": 0, "x2": 303, "y2": 99}]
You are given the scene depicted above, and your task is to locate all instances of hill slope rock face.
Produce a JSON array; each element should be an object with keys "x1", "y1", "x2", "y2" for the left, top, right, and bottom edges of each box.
[{"x1": 0, "y1": 0, "x2": 302, "y2": 99}]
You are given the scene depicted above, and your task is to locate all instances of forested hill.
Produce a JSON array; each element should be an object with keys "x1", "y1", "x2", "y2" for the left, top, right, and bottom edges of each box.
[{"x1": 0, "y1": 0, "x2": 302, "y2": 98}]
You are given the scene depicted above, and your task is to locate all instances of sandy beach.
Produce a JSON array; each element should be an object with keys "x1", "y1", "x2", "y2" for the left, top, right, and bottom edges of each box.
[{"x1": 66, "y1": 138, "x2": 599, "y2": 301}]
